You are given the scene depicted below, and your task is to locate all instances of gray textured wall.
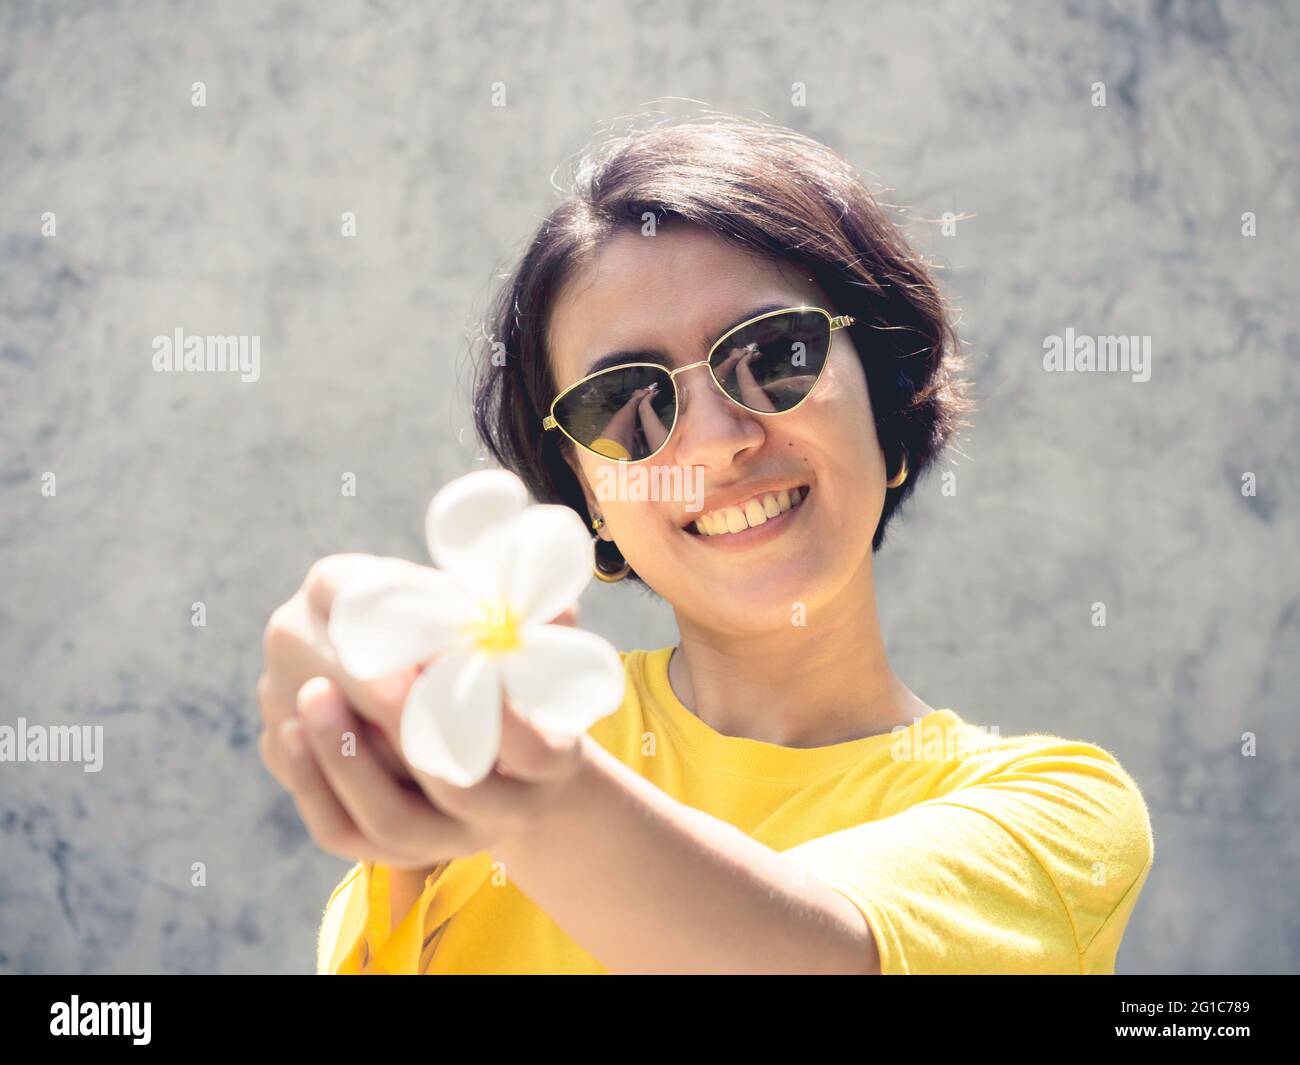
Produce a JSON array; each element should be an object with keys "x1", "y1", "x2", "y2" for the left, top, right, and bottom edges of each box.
[{"x1": 1, "y1": 0, "x2": 1296, "y2": 974}]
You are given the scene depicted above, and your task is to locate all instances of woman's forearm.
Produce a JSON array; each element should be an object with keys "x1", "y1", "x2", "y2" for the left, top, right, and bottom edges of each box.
[{"x1": 491, "y1": 735, "x2": 881, "y2": 974}]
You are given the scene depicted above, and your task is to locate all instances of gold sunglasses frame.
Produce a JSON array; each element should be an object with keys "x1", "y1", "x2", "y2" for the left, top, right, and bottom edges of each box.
[{"x1": 542, "y1": 306, "x2": 855, "y2": 463}]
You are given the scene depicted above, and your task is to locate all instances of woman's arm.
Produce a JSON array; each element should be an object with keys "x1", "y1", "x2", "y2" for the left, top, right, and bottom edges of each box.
[
  {"x1": 262, "y1": 555, "x2": 877, "y2": 974},
  {"x1": 491, "y1": 734, "x2": 881, "y2": 975},
  {"x1": 593, "y1": 385, "x2": 657, "y2": 453}
]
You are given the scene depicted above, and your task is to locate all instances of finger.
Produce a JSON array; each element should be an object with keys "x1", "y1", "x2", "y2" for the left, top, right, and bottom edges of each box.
[
  {"x1": 276, "y1": 716, "x2": 374, "y2": 860},
  {"x1": 261, "y1": 589, "x2": 410, "y2": 759},
  {"x1": 257, "y1": 673, "x2": 298, "y2": 786},
  {"x1": 257, "y1": 725, "x2": 291, "y2": 791},
  {"x1": 340, "y1": 667, "x2": 421, "y2": 761},
  {"x1": 297, "y1": 677, "x2": 475, "y2": 861},
  {"x1": 412, "y1": 761, "x2": 537, "y2": 835},
  {"x1": 359, "y1": 716, "x2": 415, "y2": 780},
  {"x1": 262, "y1": 561, "x2": 421, "y2": 790},
  {"x1": 495, "y1": 697, "x2": 582, "y2": 785},
  {"x1": 409, "y1": 693, "x2": 565, "y2": 831},
  {"x1": 301, "y1": 553, "x2": 414, "y2": 620},
  {"x1": 298, "y1": 557, "x2": 429, "y2": 747},
  {"x1": 547, "y1": 604, "x2": 579, "y2": 628},
  {"x1": 262, "y1": 661, "x2": 417, "y2": 782},
  {"x1": 259, "y1": 593, "x2": 326, "y2": 730}
]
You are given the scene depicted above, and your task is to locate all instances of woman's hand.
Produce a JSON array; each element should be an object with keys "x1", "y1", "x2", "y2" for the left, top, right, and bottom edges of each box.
[
  {"x1": 712, "y1": 343, "x2": 777, "y2": 412},
  {"x1": 257, "y1": 554, "x2": 587, "y2": 871},
  {"x1": 592, "y1": 383, "x2": 660, "y2": 455},
  {"x1": 636, "y1": 383, "x2": 670, "y2": 453}
]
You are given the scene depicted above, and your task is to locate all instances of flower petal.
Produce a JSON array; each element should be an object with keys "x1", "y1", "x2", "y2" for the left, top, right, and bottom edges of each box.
[
  {"x1": 505, "y1": 505, "x2": 595, "y2": 625},
  {"x1": 500, "y1": 625, "x2": 626, "y2": 736},
  {"x1": 400, "y1": 643, "x2": 504, "y2": 787},
  {"x1": 426, "y1": 469, "x2": 528, "y2": 600},
  {"x1": 329, "y1": 566, "x2": 477, "y2": 679}
]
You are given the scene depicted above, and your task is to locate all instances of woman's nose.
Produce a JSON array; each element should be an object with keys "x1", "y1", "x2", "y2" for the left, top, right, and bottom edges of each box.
[{"x1": 670, "y1": 364, "x2": 764, "y2": 467}]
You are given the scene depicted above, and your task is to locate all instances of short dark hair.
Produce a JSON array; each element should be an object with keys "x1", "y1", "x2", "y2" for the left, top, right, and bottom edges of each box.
[{"x1": 472, "y1": 113, "x2": 972, "y2": 584}]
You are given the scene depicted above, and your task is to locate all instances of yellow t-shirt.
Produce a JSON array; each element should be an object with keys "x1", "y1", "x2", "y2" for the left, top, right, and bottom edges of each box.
[{"x1": 316, "y1": 646, "x2": 1154, "y2": 974}]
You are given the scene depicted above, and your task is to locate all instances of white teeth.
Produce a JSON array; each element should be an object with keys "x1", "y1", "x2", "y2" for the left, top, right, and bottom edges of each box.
[{"x1": 694, "y1": 488, "x2": 807, "y2": 537}]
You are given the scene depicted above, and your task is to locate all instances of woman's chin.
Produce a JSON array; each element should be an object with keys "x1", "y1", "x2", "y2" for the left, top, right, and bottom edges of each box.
[{"x1": 678, "y1": 558, "x2": 830, "y2": 630}]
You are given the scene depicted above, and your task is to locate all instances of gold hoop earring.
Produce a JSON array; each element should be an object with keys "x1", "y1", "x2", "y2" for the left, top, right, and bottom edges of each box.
[
  {"x1": 591, "y1": 515, "x2": 630, "y2": 583},
  {"x1": 885, "y1": 447, "x2": 909, "y2": 489}
]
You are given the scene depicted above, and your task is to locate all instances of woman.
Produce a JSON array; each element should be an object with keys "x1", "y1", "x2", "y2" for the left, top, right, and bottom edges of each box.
[{"x1": 257, "y1": 114, "x2": 1154, "y2": 974}]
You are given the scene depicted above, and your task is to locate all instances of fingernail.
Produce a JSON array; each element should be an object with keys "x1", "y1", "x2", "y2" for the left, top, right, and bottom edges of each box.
[{"x1": 299, "y1": 677, "x2": 347, "y2": 733}]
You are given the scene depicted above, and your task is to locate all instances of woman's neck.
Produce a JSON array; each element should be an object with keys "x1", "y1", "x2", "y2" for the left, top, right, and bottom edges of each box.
[{"x1": 670, "y1": 556, "x2": 932, "y2": 749}]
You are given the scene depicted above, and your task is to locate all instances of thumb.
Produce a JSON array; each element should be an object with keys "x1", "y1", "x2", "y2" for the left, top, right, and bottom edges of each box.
[
  {"x1": 495, "y1": 695, "x2": 582, "y2": 785},
  {"x1": 335, "y1": 665, "x2": 420, "y2": 779}
]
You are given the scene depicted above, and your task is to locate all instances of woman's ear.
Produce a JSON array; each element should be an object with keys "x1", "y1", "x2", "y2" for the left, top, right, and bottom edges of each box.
[{"x1": 561, "y1": 446, "x2": 613, "y2": 541}]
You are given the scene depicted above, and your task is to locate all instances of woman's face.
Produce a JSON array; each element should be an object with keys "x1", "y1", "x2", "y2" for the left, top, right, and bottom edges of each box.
[{"x1": 547, "y1": 223, "x2": 890, "y2": 632}]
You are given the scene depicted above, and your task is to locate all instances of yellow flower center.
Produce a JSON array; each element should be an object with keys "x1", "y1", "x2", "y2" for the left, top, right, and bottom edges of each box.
[{"x1": 465, "y1": 603, "x2": 522, "y2": 655}]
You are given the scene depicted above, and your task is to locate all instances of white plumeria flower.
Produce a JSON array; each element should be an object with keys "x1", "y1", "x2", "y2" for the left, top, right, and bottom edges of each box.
[{"x1": 328, "y1": 469, "x2": 626, "y2": 787}]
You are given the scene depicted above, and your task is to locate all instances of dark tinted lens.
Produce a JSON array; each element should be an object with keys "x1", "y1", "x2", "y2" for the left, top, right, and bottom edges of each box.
[
  {"x1": 708, "y1": 309, "x2": 830, "y2": 413},
  {"x1": 553, "y1": 365, "x2": 676, "y2": 461}
]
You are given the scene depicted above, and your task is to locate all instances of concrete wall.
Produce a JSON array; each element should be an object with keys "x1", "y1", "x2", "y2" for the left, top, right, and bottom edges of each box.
[{"x1": 1, "y1": 0, "x2": 1295, "y2": 973}]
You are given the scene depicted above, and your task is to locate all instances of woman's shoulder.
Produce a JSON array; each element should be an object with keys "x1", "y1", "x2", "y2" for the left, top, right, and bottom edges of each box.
[
  {"x1": 931, "y1": 713, "x2": 1155, "y2": 881},
  {"x1": 941, "y1": 713, "x2": 1147, "y2": 792},
  {"x1": 935, "y1": 712, "x2": 1149, "y2": 818}
]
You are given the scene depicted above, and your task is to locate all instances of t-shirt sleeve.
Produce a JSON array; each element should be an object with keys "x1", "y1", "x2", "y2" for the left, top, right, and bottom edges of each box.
[
  {"x1": 316, "y1": 860, "x2": 456, "y2": 975},
  {"x1": 316, "y1": 861, "x2": 371, "y2": 975},
  {"x1": 782, "y1": 741, "x2": 1155, "y2": 974}
]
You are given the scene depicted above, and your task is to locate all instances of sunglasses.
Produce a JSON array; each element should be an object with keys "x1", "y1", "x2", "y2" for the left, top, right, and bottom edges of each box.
[{"x1": 543, "y1": 306, "x2": 854, "y2": 463}]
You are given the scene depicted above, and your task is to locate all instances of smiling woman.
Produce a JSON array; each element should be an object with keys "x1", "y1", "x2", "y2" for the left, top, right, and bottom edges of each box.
[
  {"x1": 476, "y1": 117, "x2": 972, "y2": 584},
  {"x1": 258, "y1": 111, "x2": 1154, "y2": 975}
]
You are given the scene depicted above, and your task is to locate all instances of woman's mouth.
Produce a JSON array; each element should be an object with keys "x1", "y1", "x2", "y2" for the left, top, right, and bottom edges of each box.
[{"x1": 684, "y1": 485, "x2": 810, "y2": 545}]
